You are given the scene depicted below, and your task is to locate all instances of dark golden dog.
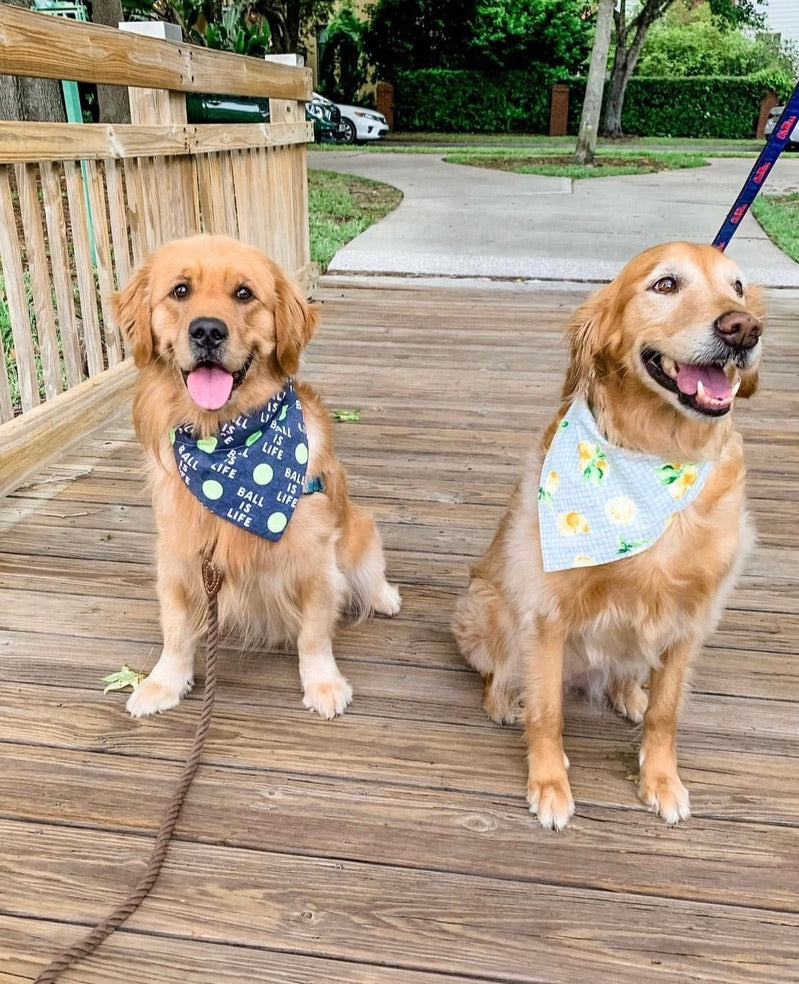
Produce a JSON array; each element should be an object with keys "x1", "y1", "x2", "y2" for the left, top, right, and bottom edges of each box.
[
  {"x1": 453, "y1": 242, "x2": 763, "y2": 829},
  {"x1": 113, "y1": 234, "x2": 400, "y2": 719}
]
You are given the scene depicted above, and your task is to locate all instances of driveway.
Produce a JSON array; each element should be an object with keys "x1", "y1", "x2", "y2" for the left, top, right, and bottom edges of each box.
[{"x1": 308, "y1": 150, "x2": 799, "y2": 286}]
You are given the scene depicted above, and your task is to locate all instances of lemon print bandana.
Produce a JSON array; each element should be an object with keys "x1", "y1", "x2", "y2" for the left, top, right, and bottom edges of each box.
[
  {"x1": 537, "y1": 399, "x2": 712, "y2": 572},
  {"x1": 172, "y1": 381, "x2": 322, "y2": 540}
]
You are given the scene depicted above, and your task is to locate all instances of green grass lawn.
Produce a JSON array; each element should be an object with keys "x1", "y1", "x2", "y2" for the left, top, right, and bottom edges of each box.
[
  {"x1": 309, "y1": 168, "x2": 402, "y2": 270},
  {"x1": 315, "y1": 133, "x2": 761, "y2": 153},
  {"x1": 752, "y1": 192, "x2": 799, "y2": 265},
  {"x1": 442, "y1": 149, "x2": 709, "y2": 179}
]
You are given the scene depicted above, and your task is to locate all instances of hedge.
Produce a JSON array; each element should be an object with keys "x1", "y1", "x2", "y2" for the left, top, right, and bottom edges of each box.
[
  {"x1": 392, "y1": 69, "x2": 790, "y2": 138},
  {"x1": 393, "y1": 68, "x2": 562, "y2": 134}
]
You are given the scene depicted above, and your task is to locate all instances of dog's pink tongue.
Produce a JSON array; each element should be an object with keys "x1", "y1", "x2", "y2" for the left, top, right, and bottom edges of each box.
[
  {"x1": 186, "y1": 366, "x2": 234, "y2": 410},
  {"x1": 675, "y1": 364, "x2": 732, "y2": 401}
]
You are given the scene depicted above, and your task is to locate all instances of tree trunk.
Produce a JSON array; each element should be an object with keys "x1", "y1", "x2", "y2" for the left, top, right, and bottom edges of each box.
[
  {"x1": 91, "y1": 0, "x2": 131, "y2": 123},
  {"x1": 603, "y1": 50, "x2": 634, "y2": 138},
  {"x1": 603, "y1": 0, "x2": 676, "y2": 138},
  {"x1": 0, "y1": 0, "x2": 66, "y2": 122},
  {"x1": 574, "y1": 0, "x2": 615, "y2": 165},
  {"x1": 285, "y1": 0, "x2": 300, "y2": 53}
]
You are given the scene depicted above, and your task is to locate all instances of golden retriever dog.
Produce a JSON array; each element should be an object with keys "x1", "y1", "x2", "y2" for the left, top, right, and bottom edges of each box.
[
  {"x1": 112, "y1": 234, "x2": 401, "y2": 719},
  {"x1": 452, "y1": 242, "x2": 763, "y2": 830}
]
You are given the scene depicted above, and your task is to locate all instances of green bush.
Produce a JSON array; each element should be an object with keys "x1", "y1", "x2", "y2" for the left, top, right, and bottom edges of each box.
[
  {"x1": 393, "y1": 68, "x2": 562, "y2": 133},
  {"x1": 392, "y1": 69, "x2": 789, "y2": 138},
  {"x1": 567, "y1": 73, "x2": 792, "y2": 139}
]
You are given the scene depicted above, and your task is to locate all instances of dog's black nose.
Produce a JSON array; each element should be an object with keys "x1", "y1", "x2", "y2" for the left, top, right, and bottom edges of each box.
[
  {"x1": 189, "y1": 317, "x2": 228, "y2": 351},
  {"x1": 714, "y1": 310, "x2": 761, "y2": 351}
]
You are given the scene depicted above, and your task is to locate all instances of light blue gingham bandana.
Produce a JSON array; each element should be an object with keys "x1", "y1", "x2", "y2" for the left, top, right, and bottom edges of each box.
[{"x1": 537, "y1": 400, "x2": 713, "y2": 572}]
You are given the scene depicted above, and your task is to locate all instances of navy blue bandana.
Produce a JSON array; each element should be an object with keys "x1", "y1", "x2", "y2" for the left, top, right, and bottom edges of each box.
[{"x1": 172, "y1": 382, "x2": 321, "y2": 540}]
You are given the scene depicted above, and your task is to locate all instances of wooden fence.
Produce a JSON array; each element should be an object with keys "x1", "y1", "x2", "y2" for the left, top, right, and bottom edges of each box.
[{"x1": 0, "y1": 4, "x2": 315, "y2": 495}]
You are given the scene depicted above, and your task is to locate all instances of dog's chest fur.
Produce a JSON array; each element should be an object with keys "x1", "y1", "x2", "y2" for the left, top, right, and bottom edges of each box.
[{"x1": 504, "y1": 444, "x2": 752, "y2": 676}]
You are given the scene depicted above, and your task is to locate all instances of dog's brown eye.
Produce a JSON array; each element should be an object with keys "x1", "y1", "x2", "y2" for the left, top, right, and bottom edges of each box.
[
  {"x1": 734, "y1": 279, "x2": 744, "y2": 297},
  {"x1": 651, "y1": 276, "x2": 678, "y2": 294},
  {"x1": 235, "y1": 286, "x2": 253, "y2": 302},
  {"x1": 172, "y1": 283, "x2": 190, "y2": 300}
]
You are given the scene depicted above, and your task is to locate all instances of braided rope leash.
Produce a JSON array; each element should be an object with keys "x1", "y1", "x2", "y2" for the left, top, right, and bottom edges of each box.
[{"x1": 35, "y1": 559, "x2": 224, "y2": 983}]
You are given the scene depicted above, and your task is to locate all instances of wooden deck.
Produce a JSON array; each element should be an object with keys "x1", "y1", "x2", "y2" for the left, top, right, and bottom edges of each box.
[{"x1": 2, "y1": 281, "x2": 798, "y2": 983}]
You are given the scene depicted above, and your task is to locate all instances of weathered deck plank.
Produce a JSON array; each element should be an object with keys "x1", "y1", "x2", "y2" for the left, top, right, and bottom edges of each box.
[{"x1": 1, "y1": 282, "x2": 798, "y2": 982}]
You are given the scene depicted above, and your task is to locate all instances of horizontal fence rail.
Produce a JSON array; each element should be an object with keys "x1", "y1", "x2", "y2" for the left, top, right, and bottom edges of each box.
[
  {"x1": 0, "y1": 3, "x2": 312, "y2": 99},
  {"x1": 0, "y1": 5, "x2": 314, "y2": 495}
]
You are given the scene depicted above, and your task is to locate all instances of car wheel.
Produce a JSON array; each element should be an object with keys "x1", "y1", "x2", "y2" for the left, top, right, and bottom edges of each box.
[{"x1": 340, "y1": 118, "x2": 357, "y2": 145}]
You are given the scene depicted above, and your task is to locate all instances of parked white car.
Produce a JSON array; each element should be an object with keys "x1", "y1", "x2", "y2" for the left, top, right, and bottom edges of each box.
[
  {"x1": 764, "y1": 104, "x2": 799, "y2": 148},
  {"x1": 334, "y1": 102, "x2": 389, "y2": 144}
]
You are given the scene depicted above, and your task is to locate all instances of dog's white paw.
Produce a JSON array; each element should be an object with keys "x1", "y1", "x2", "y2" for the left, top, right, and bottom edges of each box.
[
  {"x1": 527, "y1": 773, "x2": 575, "y2": 831},
  {"x1": 638, "y1": 771, "x2": 691, "y2": 825},
  {"x1": 126, "y1": 674, "x2": 193, "y2": 718},
  {"x1": 375, "y1": 582, "x2": 402, "y2": 617},
  {"x1": 302, "y1": 672, "x2": 353, "y2": 719}
]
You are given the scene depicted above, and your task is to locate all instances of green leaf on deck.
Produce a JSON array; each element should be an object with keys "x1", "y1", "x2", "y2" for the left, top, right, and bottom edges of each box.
[{"x1": 102, "y1": 665, "x2": 146, "y2": 694}]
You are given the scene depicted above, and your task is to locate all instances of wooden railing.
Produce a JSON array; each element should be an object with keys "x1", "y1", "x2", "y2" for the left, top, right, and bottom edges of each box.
[{"x1": 0, "y1": 4, "x2": 315, "y2": 495}]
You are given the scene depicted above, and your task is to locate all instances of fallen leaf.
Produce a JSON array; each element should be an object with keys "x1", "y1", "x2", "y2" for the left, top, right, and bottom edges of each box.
[{"x1": 102, "y1": 664, "x2": 146, "y2": 694}]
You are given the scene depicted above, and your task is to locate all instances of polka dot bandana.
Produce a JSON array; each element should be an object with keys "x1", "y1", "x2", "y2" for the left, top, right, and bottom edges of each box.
[
  {"x1": 172, "y1": 381, "x2": 321, "y2": 540},
  {"x1": 537, "y1": 399, "x2": 713, "y2": 572}
]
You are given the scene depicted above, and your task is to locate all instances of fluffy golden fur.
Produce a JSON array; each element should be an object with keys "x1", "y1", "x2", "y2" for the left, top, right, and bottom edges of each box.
[
  {"x1": 112, "y1": 234, "x2": 400, "y2": 719},
  {"x1": 452, "y1": 242, "x2": 764, "y2": 829}
]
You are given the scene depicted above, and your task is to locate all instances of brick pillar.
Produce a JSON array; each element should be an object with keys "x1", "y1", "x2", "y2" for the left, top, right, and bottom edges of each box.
[
  {"x1": 376, "y1": 81, "x2": 394, "y2": 130},
  {"x1": 757, "y1": 88, "x2": 779, "y2": 139},
  {"x1": 549, "y1": 83, "x2": 569, "y2": 137}
]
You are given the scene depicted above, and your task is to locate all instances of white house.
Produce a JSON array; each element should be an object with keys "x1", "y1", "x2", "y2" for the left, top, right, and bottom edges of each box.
[{"x1": 764, "y1": 0, "x2": 799, "y2": 48}]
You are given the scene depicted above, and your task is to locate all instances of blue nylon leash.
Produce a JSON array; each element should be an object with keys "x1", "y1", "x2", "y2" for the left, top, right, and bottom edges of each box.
[{"x1": 712, "y1": 79, "x2": 799, "y2": 251}]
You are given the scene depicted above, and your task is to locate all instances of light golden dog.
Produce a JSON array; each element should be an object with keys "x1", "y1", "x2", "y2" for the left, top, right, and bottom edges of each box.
[
  {"x1": 112, "y1": 234, "x2": 400, "y2": 719},
  {"x1": 452, "y1": 242, "x2": 763, "y2": 829}
]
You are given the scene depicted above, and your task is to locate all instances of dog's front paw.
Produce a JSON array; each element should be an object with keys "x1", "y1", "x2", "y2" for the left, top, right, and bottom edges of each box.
[
  {"x1": 638, "y1": 769, "x2": 691, "y2": 825},
  {"x1": 374, "y1": 582, "x2": 402, "y2": 617},
  {"x1": 527, "y1": 772, "x2": 575, "y2": 831},
  {"x1": 126, "y1": 674, "x2": 193, "y2": 718},
  {"x1": 302, "y1": 672, "x2": 353, "y2": 719}
]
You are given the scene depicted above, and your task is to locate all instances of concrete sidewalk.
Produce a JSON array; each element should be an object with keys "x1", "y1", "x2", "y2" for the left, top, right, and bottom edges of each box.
[{"x1": 308, "y1": 150, "x2": 799, "y2": 287}]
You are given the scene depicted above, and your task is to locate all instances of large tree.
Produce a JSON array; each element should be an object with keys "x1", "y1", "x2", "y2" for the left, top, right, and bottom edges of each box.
[
  {"x1": 92, "y1": 0, "x2": 131, "y2": 123},
  {"x1": 604, "y1": 0, "x2": 765, "y2": 137},
  {"x1": 574, "y1": 0, "x2": 614, "y2": 165},
  {"x1": 0, "y1": 0, "x2": 66, "y2": 122},
  {"x1": 468, "y1": 0, "x2": 593, "y2": 74},
  {"x1": 362, "y1": 0, "x2": 477, "y2": 78},
  {"x1": 364, "y1": 0, "x2": 593, "y2": 79},
  {"x1": 637, "y1": 0, "x2": 797, "y2": 78}
]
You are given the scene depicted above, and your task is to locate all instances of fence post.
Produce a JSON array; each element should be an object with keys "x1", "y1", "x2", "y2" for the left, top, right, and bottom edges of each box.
[{"x1": 117, "y1": 21, "x2": 193, "y2": 256}]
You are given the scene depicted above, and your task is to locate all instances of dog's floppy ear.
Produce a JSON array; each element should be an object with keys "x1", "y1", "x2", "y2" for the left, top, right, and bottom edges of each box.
[
  {"x1": 562, "y1": 284, "x2": 618, "y2": 401},
  {"x1": 274, "y1": 267, "x2": 319, "y2": 376},
  {"x1": 111, "y1": 260, "x2": 154, "y2": 368}
]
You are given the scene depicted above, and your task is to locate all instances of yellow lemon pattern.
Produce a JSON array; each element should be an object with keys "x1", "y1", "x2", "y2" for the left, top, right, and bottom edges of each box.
[
  {"x1": 577, "y1": 441, "x2": 609, "y2": 484},
  {"x1": 605, "y1": 496, "x2": 637, "y2": 525},
  {"x1": 556, "y1": 511, "x2": 590, "y2": 536},
  {"x1": 537, "y1": 469, "x2": 560, "y2": 506},
  {"x1": 537, "y1": 400, "x2": 712, "y2": 571},
  {"x1": 659, "y1": 463, "x2": 699, "y2": 499}
]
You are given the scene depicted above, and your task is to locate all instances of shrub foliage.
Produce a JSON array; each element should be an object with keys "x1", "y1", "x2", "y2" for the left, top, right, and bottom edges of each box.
[{"x1": 392, "y1": 70, "x2": 790, "y2": 138}]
